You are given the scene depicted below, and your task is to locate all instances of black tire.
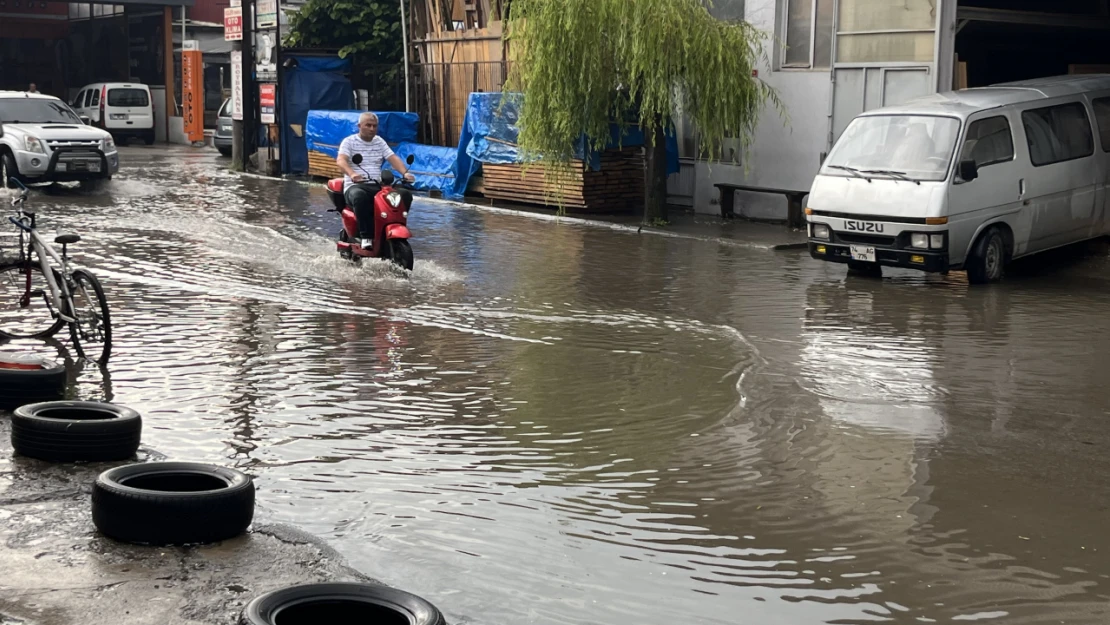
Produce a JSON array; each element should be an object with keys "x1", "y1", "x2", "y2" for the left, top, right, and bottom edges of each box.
[
  {"x1": 218, "y1": 146, "x2": 232, "y2": 157},
  {"x1": 241, "y1": 582, "x2": 446, "y2": 625},
  {"x1": 92, "y1": 462, "x2": 255, "y2": 545},
  {"x1": 338, "y1": 230, "x2": 356, "y2": 262},
  {"x1": 1, "y1": 151, "x2": 21, "y2": 189},
  {"x1": 68, "y1": 269, "x2": 112, "y2": 364},
  {"x1": 0, "y1": 359, "x2": 66, "y2": 410},
  {"x1": 0, "y1": 260, "x2": 66, "y2": 339},
  {"x1": 388, "y1": 239, "x2": 414, "y2": 271},
  {"x1": 144, "y1": 131, "x2": 156, "y2": 146},
  {"x1": 11, "y1": 400, "x2": 140, "y2": 462},
  {"x1": 966, "y1": 227, "x2": 1006, "y2": 285},
  {"x1": 847, "y1": 261, "x2": 882, "y2": 278}
]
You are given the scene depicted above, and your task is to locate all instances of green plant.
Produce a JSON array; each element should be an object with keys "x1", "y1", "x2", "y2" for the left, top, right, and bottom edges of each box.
[
  {"x1": 505, "y1": 0, "x2": 784, "y2": 225},
  {"x1": 284, "y1": 0, "x2": 402, "y2": 63}
]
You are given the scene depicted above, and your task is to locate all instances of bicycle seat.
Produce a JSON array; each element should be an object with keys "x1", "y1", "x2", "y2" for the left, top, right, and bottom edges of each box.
[{"x1": 54, "y1": 233, "x2": 81, "y2": 245}]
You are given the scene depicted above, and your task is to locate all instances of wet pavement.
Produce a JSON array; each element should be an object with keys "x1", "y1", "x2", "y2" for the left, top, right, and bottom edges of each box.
[{"x1": 3, "y1": 143, "x2": 1110, "y2": 624}]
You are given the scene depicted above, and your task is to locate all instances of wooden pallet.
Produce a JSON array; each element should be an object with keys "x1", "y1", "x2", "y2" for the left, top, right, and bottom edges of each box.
[{"x1": 481, "y1": 148, "x2": 645, "y2": 213}]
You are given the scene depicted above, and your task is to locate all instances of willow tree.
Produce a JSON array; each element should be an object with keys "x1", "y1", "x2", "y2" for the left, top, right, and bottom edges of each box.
[{"x1": 505, "y1": 0, "x2": 782, "y2": 223}]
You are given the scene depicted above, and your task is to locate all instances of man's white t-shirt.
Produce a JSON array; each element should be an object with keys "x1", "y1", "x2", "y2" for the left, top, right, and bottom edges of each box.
[{"x1": 338, "y1": 134, "x2": 394, "y2": 190}]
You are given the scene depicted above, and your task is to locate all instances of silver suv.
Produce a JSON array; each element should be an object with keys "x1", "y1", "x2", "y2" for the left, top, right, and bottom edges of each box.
[{"x1": 0, "y1": 91, "x2": 119, "y2": 188}]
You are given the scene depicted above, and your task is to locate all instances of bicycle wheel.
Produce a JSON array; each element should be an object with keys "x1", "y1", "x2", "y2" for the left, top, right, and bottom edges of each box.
[
  {"x1": 67, "y1": 269, "x2": 112, "y2": 364},
  {"x1": 0, "y1": 260, "x2": 66, "y2": 339}
]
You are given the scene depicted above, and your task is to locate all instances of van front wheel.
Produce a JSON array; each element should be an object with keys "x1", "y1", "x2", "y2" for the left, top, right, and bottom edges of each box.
[{"x1": 966, "y1": 228, "x2": 1006, "y2": 285}]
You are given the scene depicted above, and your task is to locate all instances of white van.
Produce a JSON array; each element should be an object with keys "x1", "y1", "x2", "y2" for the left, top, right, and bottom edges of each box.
[
  {"x1": 72, "y1": 83, "x2": 155, "y2": 145},
  {"x1": 806, "y1": 74, "x2": 1110, "y2": 284}
]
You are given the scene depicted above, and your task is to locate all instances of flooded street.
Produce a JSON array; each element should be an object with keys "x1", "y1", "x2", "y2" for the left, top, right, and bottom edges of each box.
[{"x1": 10, "y1": 145, "x2": 1110, "y2": 624}]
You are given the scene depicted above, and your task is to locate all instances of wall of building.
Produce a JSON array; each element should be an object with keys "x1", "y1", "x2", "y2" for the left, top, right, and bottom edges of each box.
[{"x1": 689, "y1": 0, "x2": 831, "y2": 221}]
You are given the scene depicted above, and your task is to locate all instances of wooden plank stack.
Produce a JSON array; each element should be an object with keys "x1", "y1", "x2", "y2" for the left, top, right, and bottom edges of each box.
[
  {"x1": 308, "y1": 150, "x2": 342, "y2": 179},
  {"x1": 481, "y1": 147, "x2": 644, "y2": 213}
]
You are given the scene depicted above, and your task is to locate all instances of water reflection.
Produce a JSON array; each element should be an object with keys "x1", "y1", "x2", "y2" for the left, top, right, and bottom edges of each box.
[{"x1": 8, "y1": 147, "x2": 1110, "y2": 624}]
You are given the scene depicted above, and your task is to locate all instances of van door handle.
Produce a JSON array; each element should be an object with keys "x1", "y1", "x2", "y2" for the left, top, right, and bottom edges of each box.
[{"x1": 1019, "y1": 179, "x2": 1026, "y2": 197}]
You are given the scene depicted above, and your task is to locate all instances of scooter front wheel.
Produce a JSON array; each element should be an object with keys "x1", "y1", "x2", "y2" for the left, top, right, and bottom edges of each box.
[
  {"x1": 388, "y1": 239, "x2": 414, "y2": 271},
  {"x1": 338, "y1": 230, "x2": 357, "y2": 263}
]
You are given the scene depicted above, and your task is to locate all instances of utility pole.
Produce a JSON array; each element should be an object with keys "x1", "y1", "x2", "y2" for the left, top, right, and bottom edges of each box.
[
  {"x1": 241, "y1": 0, "x2": 258, "y2": 171},
  {"x1": 230, "y1": 0, "x2": 244, "y2": 170},
  {"x1": 400, "y1": 0, "x2": 410, "y2": 112}
]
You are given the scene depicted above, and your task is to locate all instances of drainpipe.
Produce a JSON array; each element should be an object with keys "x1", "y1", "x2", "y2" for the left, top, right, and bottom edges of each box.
[{"x1": 400, "y1": 0, "x2": 410, "y2": 112}]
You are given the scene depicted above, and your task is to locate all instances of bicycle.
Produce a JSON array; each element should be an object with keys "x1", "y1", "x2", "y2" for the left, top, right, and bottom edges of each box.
[{"x1": 0, "y1": 178, "x2": 112, "y2": 364}]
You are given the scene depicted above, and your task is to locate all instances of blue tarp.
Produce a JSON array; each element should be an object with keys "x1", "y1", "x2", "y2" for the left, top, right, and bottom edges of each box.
[
  {"x1": 280, "y1": 55, "x2": 355, "y2": 175},
  {"x1": 306, "y1": 110, "x2": 419, "y2": 158},
  {"x1": 381, "y1": 142, "x2": 460, "y2": 199},
  {"x1": 455, "y1": 92, "x2": 680, "y2": 197}
]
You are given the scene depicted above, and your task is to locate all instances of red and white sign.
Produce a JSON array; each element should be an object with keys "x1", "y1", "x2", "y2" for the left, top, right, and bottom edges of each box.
[
  {"x1": 224, "y1": 7, "x2": 243, "y2": 41},
  {"x1": 259, "y1": 84, "x2": 276, "y2": 124}
]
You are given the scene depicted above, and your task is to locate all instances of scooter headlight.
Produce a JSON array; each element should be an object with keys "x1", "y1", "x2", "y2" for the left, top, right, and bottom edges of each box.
[{"x1": 386, "y1": 191, "x2": 402, "y2": 208}]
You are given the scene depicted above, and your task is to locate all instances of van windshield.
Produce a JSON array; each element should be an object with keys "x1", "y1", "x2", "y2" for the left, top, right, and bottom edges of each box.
[
  {"x1": 823, "y1": 115, "x2": 962, "y2": 182},
  {"x1": 107, "y1": 88, "x2": 149, "y2": 107}
]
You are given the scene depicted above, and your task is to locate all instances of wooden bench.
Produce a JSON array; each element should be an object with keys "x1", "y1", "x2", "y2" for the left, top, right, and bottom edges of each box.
[{"x1": 714, "y1": 183, "x2": 808, "y2": 229}]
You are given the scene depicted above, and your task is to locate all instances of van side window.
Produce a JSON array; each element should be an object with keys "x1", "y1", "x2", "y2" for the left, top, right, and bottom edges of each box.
[
  {"x1": 83, "y1": 90, "x2": 94, "y2": 108},
  {"x1": 1092, "y1": 97, "x2": 1110, "y2": 152},
  {"x1": 1021, "y1": 102, "x2": 1094, "y2": 166},
  {"x1": 72, "y1": 91, "x2": 85, "y2": 107},
  {"x1": 90, "y1": 89, "x2": 100, "y2": 107},
  {"x1": 960, "y1": 116, "x2": 1014, "y2": 168}
]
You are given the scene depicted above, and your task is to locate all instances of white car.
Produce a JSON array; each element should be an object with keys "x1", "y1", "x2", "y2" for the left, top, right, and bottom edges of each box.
[
  {"x1": 0, "y1": 91, "x2": 119, "y2": 187},
  {"x1": 71, "y1": 82, "x2": 155, "y2": 145}
]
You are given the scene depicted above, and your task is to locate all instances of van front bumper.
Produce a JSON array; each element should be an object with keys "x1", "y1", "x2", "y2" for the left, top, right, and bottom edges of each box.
[{"x1": 809, "y1": 241, "x2": 949, "y2": 273}]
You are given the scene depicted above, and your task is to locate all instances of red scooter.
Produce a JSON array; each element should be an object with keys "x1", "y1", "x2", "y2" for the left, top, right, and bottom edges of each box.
[{"x1": 326, "y1": 153, "x2": 416, "y2": 270}]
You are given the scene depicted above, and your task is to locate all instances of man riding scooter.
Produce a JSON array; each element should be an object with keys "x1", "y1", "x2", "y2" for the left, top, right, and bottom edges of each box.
[{"x1": 336, "y1": 112, "x2": 415, "y2": 250}]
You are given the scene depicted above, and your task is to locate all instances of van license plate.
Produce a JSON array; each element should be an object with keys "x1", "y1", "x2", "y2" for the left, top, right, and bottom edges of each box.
[{"x1": 850, "y1": 245, "x2": 876, "y2": 262}]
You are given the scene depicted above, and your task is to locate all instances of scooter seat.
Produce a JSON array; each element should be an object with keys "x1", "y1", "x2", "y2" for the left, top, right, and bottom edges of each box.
[{"x1": 54, "y1": 233, "x2": 81, "y2": 245}]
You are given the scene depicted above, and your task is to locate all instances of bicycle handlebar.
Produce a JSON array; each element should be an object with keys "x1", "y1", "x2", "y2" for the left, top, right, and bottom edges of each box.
[{"x1": 8, "y1": 216, "x2": 31, "y2": 233}]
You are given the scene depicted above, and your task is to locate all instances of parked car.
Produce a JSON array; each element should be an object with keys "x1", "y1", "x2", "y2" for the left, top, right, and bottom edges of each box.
[
  {"x1": 214, "y1": 98, "x2": 232, "y2": 157},
  {"x1": 0, "y1": 91, "x2": 119, "y2": 188},
  {"x1": 71, "y1": 82, "x2": 155, "y2": 145},
  {"x1": 806, "y1": 74, "x2": 1110, "y2": 284}
]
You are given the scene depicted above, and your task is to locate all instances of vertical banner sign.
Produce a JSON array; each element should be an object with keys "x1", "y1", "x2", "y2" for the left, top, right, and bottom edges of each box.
[
  {"x1": 230, "y1": 50, "x2": 243, "y2": 121},
  {"x1": 223, "y1": 7, "x2": 243, "y2": 41},
  {"x1": 259, "y1": 84, "x2": 276, "y2": 124},
  {"x1": 181, "y1": 42, "x2": 205, "y2": 143},
  {"x1": 256, "y1": 0, "x2": 277, "y2": 29}
]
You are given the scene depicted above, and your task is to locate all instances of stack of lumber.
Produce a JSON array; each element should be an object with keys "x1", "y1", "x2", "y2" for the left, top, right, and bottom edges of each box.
[
  {"x1": 481, "y1": 147, "x2": 645, "y2": 213},
  {"x1": 308, "y1": 150, "x2": 343, "y2": 179}
]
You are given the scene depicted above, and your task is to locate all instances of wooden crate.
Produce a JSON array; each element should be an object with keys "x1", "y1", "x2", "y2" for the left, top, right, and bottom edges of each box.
[{"x1": 481, "y1": 147, "x2": 645, "y2": 213}]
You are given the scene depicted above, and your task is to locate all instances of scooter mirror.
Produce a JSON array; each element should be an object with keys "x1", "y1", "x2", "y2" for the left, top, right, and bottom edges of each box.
[
  {"x1": 351, "y1": 154, "x2": 363, "y2": 165},
  {"x1": 406, "y1": 154, "x2": 415, "y2": 165}
]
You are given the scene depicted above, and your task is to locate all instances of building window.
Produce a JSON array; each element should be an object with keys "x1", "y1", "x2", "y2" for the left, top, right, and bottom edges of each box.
[
  {"x1": 836, "y1": 0, "x2": 936, "y2": 64},
  {"x1": 782, "y1": 0, "x2": 834, "y2": 69}
]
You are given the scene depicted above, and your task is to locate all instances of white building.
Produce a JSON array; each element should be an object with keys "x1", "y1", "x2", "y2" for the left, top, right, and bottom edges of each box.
[{"x1": 671, "y1": 0, "x2": 1110, "y2": 221}]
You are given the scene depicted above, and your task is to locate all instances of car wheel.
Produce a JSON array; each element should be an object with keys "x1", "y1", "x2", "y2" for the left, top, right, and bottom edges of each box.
[{"x1": 1, "y1": 152, "x2": 22, "y2": 189}]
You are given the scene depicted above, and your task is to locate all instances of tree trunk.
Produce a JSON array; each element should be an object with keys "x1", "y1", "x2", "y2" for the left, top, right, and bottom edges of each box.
[{"x1": 643, "y1": 119, "x2": 668, "y2": 225}]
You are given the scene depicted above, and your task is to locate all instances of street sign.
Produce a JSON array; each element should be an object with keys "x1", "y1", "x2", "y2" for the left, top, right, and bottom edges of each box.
[
  {"x1": 256, "y1": 0, "x2": 277, "y2": 29},
  {"x1": 223, "y1": 7, "x2": 243, "y2": 41},
  {"x1": 182, "y1": 44, "x2": 204, "y2": 143},
  {"x1": 230, "y1": 50, "x2": 243, "y2": 121},
  {"x1": 260, "y1": 84, "x2": 276, "y2": 124},
  {"x1": 254, "y1": 31, "x2": 278, "y2": 82}
]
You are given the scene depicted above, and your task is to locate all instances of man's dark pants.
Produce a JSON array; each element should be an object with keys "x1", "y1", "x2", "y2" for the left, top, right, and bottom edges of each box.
[{"x1": 343, "y1": 183, "x2": 380, "y2": 241}]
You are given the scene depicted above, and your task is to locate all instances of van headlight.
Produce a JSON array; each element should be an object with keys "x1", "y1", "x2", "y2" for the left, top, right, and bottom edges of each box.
[
  {"x1": 811, "y1": 223, "x2": 830, "y2": 240},
  {"x1": 386, "y1": 191, "x2": 402, "y2": 208},
  {"x1": 929, "y1": 234, "x2": 945, "y2": 249},
  {"x1": 911, "y1": 233, "x2": 929, "y2": 249},
  {"x1": 24, "y1": 136, "x2": 45, "y2": 154}
]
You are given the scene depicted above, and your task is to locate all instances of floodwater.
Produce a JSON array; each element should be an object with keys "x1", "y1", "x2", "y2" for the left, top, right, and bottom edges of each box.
[{"x1": 6, "y1": 145, "x2": 1110, "y2": 624}]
